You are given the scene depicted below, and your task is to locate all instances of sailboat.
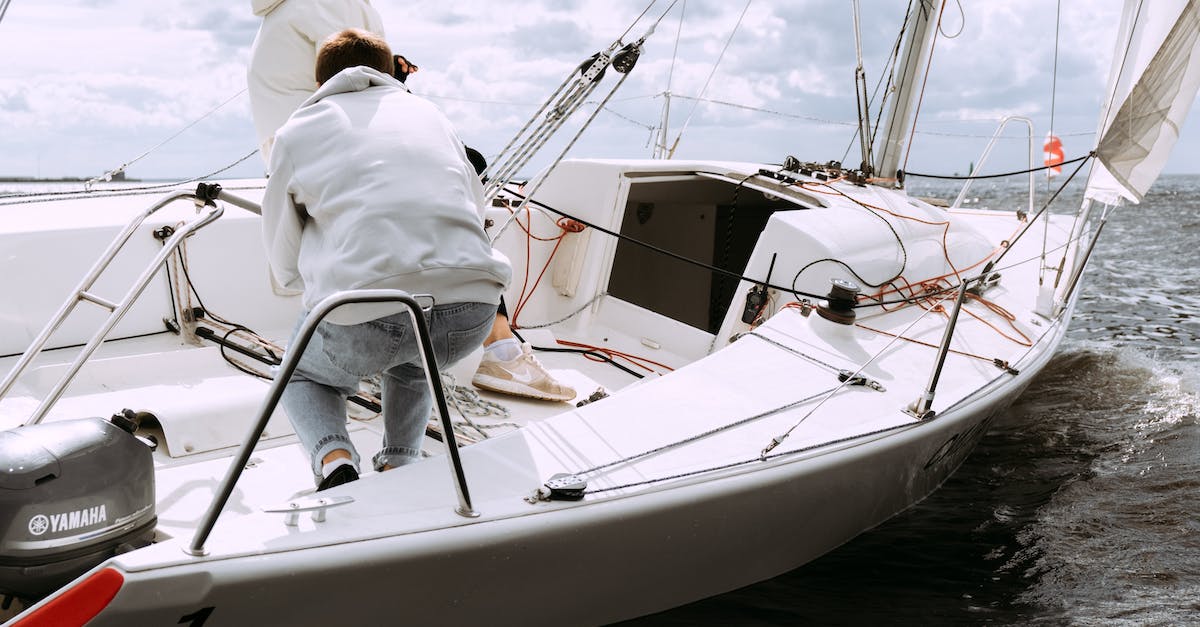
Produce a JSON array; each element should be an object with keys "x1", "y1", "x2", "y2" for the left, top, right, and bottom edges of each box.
[{"x1": 1, "y1": 1, "x2": 1196, "y2": 624}]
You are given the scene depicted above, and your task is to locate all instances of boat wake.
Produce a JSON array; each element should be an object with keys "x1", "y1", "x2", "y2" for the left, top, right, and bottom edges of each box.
[
  {"x1": 624, "y1": 347, "x2": 1200, "y2": 625},
  {"x1": 1003, "y1": 348, "x2": 1200, "y2": 626}
]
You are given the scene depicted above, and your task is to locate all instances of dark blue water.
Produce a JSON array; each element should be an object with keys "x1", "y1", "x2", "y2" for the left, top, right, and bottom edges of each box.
[{"x1": 626, "y1": 176, "x2": 1200, "y2": 626}]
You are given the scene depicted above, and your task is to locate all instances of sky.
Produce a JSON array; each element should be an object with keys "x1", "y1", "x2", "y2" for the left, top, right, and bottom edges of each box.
[{"x1": 1, "y1": 0, "x2": 1198, "y2": 182}]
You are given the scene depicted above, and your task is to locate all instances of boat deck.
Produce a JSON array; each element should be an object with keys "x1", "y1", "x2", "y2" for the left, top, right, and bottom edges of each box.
[
  {"x1": 0, "y1": 165, "x2": 1079, "y2": 590},
  {"x1": 0, "y1": 302, "x2": 687, "y2": 542}
]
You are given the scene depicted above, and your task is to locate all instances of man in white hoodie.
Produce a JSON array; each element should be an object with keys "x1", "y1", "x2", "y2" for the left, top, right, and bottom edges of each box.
[
  {"x1": 248, "y1": 0, "x2": 576, "y2": 404},
  {"x1": 262, "y1": 28, "x2": 511, "y2": 490}
]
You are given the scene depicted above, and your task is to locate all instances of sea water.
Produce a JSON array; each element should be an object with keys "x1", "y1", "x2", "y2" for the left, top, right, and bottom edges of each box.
[{"x1": 627, "y1": 176, "x2": 1200, "y2": 626}]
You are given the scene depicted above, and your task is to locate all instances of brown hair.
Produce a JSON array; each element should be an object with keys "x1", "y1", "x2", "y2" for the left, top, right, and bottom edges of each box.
[{"x1": 315, "y1": 28, "x2": 394, "y2": 85}]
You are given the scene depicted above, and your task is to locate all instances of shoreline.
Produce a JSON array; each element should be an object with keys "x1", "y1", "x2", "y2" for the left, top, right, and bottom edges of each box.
[{"x1": 0, "y1": 177, "x2": 143, "y2": 183}]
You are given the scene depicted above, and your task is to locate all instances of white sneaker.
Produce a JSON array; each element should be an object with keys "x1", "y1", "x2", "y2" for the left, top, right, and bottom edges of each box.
[{"x1": 472, "y1": 343, "x2": 576, "y2": 402}]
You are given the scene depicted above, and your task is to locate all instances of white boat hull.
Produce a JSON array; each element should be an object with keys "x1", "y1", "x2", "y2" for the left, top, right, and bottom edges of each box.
[
  {"x1": 2, "y1": 159, "x2": 1081, "y2": 624},
  {"x1": 85, "y1": 389, "x2": 1029, "y2": 627}
]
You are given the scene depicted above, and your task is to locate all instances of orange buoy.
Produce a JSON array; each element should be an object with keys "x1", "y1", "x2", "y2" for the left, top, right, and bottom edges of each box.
[{"x1": 1043, "y1": 132, "x2": 1064, "y2": 178}]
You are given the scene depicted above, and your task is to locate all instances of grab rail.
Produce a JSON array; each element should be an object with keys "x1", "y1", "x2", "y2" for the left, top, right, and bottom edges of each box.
[
  {"x1": 0, "y1": 188, "x2": 224, "y2": 424},
  {"x1": 187, "y1": 288, "x2": 480, "y2": 557},
  {"x1": 951, "y1": 115, "x2": 1035, "y2": 219}
]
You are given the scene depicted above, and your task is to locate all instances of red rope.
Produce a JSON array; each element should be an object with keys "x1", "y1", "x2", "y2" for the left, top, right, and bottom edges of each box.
[
  {"x1": 556, "y1": 339, "x2": 675, "y2": 374},
  {"x1": 504, "y1": 201, "x2": 585, "y2": 327}
]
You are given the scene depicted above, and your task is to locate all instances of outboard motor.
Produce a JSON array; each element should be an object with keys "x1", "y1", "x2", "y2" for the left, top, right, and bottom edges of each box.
[{"x1": 0, "y1": 413, "x2": 156, "y2": 600}]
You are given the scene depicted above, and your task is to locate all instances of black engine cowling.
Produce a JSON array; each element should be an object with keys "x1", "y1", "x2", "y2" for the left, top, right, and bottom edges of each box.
[{"x1": 0, "y1": 415, "x2": 156, "y2": 600}]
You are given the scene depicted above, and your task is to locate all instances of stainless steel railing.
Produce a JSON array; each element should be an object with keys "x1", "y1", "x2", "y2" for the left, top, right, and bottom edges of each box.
[
  {"x1": 951, "y1": 115, "x2": 1036, "y2": 219},
  {"x1": 187, "y1": 287, "x2": 481, "y2": 557},
  {"x1": 0, "y1": 188, "x2": 224, "y2": 424}
]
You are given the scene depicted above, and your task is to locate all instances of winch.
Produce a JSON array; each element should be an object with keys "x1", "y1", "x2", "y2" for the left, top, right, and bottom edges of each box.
[{"x1": 0, "y1": 413, "x2": 156, "y2": 600}]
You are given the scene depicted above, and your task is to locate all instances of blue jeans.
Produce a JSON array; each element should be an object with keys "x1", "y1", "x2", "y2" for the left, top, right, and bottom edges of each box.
[{"x1": 281, "y1": 302, "x2": 497, "y2": 483}]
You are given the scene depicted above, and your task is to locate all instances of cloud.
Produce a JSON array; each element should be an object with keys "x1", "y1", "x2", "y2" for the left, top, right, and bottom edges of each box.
[
  {"x1": 0, "y1": 0, "x2": 1196, "y2": 180},
  {"x1": 509, "y1": 18, "x2": 595, "y2": 55},
  {"x1": 0, "y1": 90, "x2": 30, "y2": 112}
]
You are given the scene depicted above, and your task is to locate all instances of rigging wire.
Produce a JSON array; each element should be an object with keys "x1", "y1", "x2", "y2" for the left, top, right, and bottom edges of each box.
[
  {"x1": 583, "y1": 421, "x2": 915, "y2": 495},
  {"x1": 483, "y1": 0, "x2": 680, "y2": 203},
  {"x1": 558, "y1": 299, "x2": 1074, "y2": 496},
  {"x1": 570, "y1": 385, "x2": 841, "y2": 480},
  {"x1": 85, "y1": 89, "x2": 249, "y2": 189},
  {"x1": 979, "y1": 152, "x2": 1092, "y2": 272},
  {"x1": 665, "y1": 0, "x2": 753, "y2": 158},
  {"x1": 1042, "y1": 0, "x2": 1063, "y2": 285},
  {"x1": 667, "y1": 93, "x2": 1095, "y2": 141},
  {"x1": 619, "y1": 0, "x2": 666, "y2": 43},
  {"x1": 870, "y1": 1, "x2": 922, "y2": 170},
  {"x1": 1098, "y1": 0, "x2": 1144, "y2": 152},
  {"x1": 0, "y1": 150, "x2": 261, "y2": 204},
  {"x1": 841, "y1": 2, "x2": 911, "y2": 165},
  {"x1": 671, "y1": 94, "x2": 858, "y2": 126},
  {"x1": 1048, "y1": 0, "x2": 1062, "y2": 189},
  {"x1": 851, "y1": 0, "x2": 874, "y2": 171},
  {"x1": 761, "y1": 290, "x2": 957, "y2": 456},
  {"x1": 425, "y1": 89, "x2": 1092, "y2": 147},
  {"x1": 900, "y1": 0, "x2": 950, "y2": 175},
  {"x1": 654, "y1": 0, "x2": 686, "y2": 158}
]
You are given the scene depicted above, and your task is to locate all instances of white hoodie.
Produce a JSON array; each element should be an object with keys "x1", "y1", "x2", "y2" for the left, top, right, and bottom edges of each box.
[
  {"x1": 247, "y1": 0, "x2": 385, "y2": 162},
  {"x1": 261, "y1": 66, "x2": 511, "y2": 325}
]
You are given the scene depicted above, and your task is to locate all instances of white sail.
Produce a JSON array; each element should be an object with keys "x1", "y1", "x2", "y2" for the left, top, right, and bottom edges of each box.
[{"x1": 1085, "y1": 0, "x2": 1200, "y2": 205}]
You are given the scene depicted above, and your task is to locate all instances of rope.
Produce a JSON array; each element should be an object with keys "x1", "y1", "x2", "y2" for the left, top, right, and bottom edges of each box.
[
  {"x1": 556, "y1": 282, "x2": 959, "y2": 492},
  {"x1": 494, "y1": 184, "x2": 983, "y2": 310},
  {"x1": 173, "y1": 244, "x2": 517, "y2": 441},
  {"x1": 759, "y1": 289, "x2": 951, "y2": 456},
  {"x1": 440, "y1": 373, "x2": 517, "y2": 440},
  {"x1": 939, "y1": 0, "x2": 965, "y2": 38},
  {"x1": 905, "y1": 153, "x2": 1090, "y2": 180},
  {"x1": 495, "y1": 184, "x2": 825, "y2": 304},
  {"x1": 980, "y1": 153, "x2": 1092, "y2": 271},
  {"x1": 514, "y1": 291, "x2": 609, "y2": 330},
  {"x1": 865, "y1": 3, "x2": 916, "y2": 160},
  {"x1": 786, "y1": 180, "x2": 911, "y2": 289},
  {"x1": 483, "y1": 0, "x2": 680, "y2": 203}
]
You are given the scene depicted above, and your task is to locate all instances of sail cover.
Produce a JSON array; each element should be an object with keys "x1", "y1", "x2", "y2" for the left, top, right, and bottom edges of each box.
[{"x1": 1085, "y1": 0, "x2": 1200, "y2": 205}]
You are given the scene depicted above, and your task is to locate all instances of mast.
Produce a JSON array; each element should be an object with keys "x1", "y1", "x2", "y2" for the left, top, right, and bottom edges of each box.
[{"x1": 873, "y1": 0, "x2": 944, "y2": 184}]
